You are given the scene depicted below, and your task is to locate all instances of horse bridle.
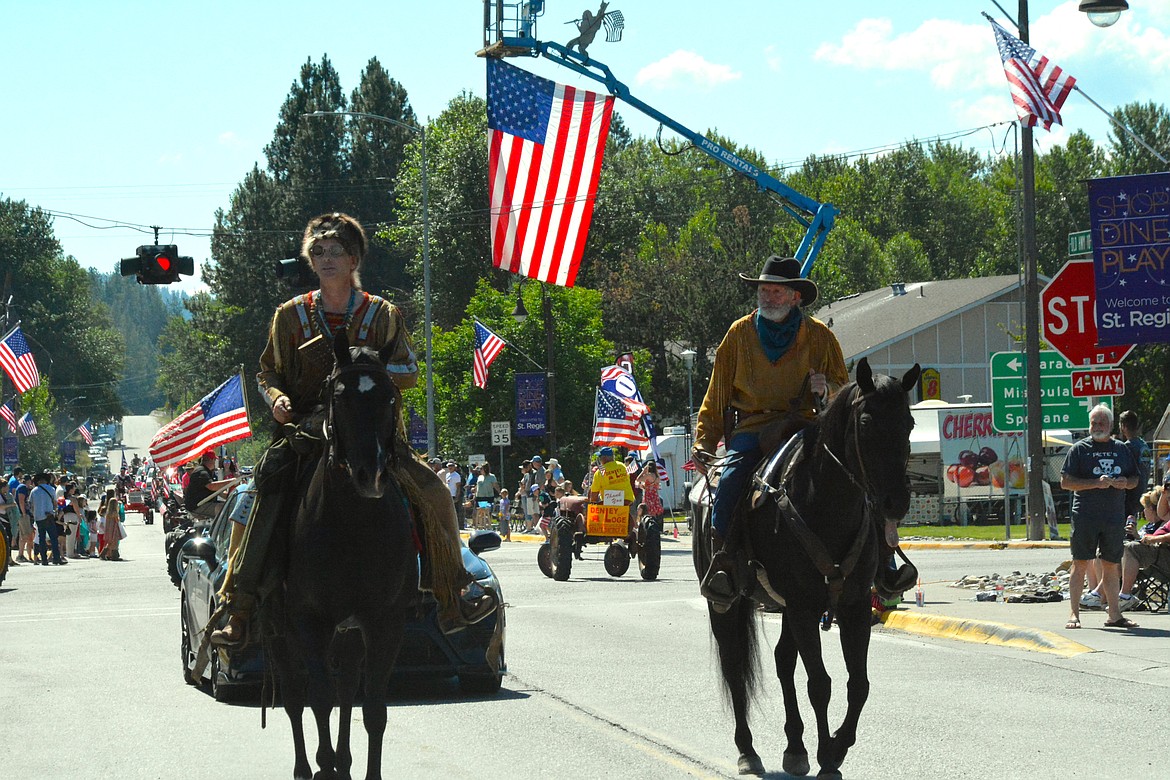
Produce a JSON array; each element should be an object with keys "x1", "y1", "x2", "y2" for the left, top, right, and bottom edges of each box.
[
  {"x1": 323, "y1": 360, "x2": 398, "y2": 476},
  {"x1": 819, "y1": 384, "x2": 878, "y2": 499}
]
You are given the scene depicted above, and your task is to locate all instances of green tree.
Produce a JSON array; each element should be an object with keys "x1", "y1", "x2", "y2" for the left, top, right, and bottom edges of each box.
[
  {"x1": 10, "y1": 384, "x2": 58, "y2": 472},
  {"x1": 0, "y1": 197, "x2": 124, "y2": 424}
]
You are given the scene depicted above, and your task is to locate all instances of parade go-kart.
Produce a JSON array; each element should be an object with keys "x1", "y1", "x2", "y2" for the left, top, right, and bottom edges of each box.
[{"x1": 537, "y1": 496, "x2": 661, "y2": 581}]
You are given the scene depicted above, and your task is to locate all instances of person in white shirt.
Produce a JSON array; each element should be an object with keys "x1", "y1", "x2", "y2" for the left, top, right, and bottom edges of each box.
[{"x1": 443, "y1": 461, "x2": 464, "y2": 529}]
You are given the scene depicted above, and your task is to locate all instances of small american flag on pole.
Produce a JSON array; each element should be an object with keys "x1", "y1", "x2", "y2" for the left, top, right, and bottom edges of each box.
[
  {"x1": 487, "y1": 58, "x2": 614, "y2": 287},
  {"x1": 18, "y1": 411, "x2": 37, "y2": 437},
  {"x1": 989, "y1": 18, "x2": 1075, "y2": 131},
  {"x1": 78, "y1": 419, "x2": 93, "y2": 445},
  {"x1": 1, "y1": 400, "x2": 17, "y2": 434},
  {"x1": 473, "y1": 319, "x2": 507, "y2": 390},
  {"x1": 0, "y1": 325, "x2": 41, "y2": 393},
  {"x1": 149, "y1": 373, "x2": 252, "y2": 469},
  {"x1": 592, "y1": 388, "x2": 648, "y2": 449}
]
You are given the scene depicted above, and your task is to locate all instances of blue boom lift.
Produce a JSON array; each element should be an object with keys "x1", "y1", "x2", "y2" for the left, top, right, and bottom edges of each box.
[{"x1": 477, "y1": 0, "x2": 838, "y2": 276}]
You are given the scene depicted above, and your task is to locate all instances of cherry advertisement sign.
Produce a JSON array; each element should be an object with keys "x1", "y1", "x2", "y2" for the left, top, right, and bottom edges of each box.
[
  {"x1": 938, "y1": 405, "x2": 1023, "y2": 499},
  {"x1": 1086, "y1": 171, "x2": 1170, "y2": 347}
]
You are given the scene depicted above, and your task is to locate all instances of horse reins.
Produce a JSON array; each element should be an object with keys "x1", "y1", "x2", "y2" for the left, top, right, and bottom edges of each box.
[{"x1": 759, "y1": 383, "x2": 877, "y2": 631}]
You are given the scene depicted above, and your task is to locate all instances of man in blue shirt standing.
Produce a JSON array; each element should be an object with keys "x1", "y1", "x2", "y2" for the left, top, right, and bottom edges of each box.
[
  {"x1": 29, "y1": 471, "x2": 65, "y2": 566},
  {"x1": 1062, "y1": 405, "x2": 1136, "y2": 630}
]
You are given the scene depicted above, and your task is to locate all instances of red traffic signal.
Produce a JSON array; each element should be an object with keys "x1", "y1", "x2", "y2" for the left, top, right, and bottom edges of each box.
[{"x1": 119, "y1": 244, "x2": 194, "y2": 284}]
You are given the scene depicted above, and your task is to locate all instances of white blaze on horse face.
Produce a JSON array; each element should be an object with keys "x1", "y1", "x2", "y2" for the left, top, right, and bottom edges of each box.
[{"x1": 358, "y1": 375, "x2": 376, "y2": 394}]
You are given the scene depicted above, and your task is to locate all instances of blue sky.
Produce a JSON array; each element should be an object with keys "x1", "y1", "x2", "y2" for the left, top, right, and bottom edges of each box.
[{"x1": 3, "y1": 1, "x2": 1167, "y2": 295}]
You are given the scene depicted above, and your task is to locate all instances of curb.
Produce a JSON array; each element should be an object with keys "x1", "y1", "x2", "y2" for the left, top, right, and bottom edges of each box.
[
  {"x1": 900, "y1": 541, "x2": 1068, "y2": 550},
  {"x1": 878, "y1": 610, "x2": 1093, "y2": 657}
]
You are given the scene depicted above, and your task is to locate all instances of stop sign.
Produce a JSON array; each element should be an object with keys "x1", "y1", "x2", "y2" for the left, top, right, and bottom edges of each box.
[{"x1": 1041, "y1": 260, "x2": 1134, "y2": 367}]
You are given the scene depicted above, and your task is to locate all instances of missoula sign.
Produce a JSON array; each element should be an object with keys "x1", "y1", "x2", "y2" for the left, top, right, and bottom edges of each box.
[
  {"x1": 1087, "y1": 171, "x2": 1170, "y2": 346},
  {"x1": 514, "y1": 372, "x2": 546, "y2": 437}
]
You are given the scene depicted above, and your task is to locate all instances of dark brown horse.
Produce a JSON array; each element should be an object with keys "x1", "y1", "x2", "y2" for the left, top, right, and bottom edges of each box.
[
  {"x1": 692, "y1": 358, "x2": 919, "y2": 778},
  {"x1": 264, "y1": 331, "x2": 416, "y2": 780}
]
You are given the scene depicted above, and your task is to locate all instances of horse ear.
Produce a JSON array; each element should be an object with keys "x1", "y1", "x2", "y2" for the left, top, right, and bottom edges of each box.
[
  {"x1": 333, "y1": 329, "x2": 351, "y2": 367},
  {"x1": 856, "y1": 357, "x2": 874, "y2": 394},
  {"x1": 902, "y1": 363, "x2": 922, "y2": 394}
]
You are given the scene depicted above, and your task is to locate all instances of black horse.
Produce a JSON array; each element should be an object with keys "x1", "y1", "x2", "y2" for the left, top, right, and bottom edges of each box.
[
  {"x1": 265, "y1": 331, "x2": 416, "y2": 780},
  {"x1": 692, "y1": 358, "x2": 919, "y2": 779}
]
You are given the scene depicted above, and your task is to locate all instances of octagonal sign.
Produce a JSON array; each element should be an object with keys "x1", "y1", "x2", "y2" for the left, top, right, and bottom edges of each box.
[{"x1": 1041, "y1": 260, "x2": 1134, "y2": 367}]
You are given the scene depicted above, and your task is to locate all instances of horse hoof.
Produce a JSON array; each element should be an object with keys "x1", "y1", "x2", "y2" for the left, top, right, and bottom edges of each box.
[
  {"x1": 737, "y1": 753, "x2": 765, "y2": 775},
  {"x1": 816, "y1": 770, "x2": 843, "y2": 780},
  {"x1": 783, "y1": 750, "x2": 811, "y2": 776}
]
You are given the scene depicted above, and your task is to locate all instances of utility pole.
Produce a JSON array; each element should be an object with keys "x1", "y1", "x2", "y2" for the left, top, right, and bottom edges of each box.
[{"x1": 1020, "y1": 0, "x2": 1045, "y2": 541}]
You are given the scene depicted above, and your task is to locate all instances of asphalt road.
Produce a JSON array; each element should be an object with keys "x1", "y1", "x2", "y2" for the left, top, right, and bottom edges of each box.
[{"x1": 2, "y1": 519, "x2": 1165, "y2": 779}]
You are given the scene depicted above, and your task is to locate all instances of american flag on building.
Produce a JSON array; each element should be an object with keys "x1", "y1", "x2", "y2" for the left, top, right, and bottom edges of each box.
[
  {"x1": 989, "y1": 18, "x2": 1075, "y2": 131},
  {"x1": 78, "y1": 419, "x2": 93, "y2": 445},
  {"x1": 592, "y1": 387, "x2": 649, "y2": 449},
  {"x1": 1, "y1": 399, "x2": 17, "y2": 434},
  {"x1": 487, "y1": 58, "x2": 614, "y2": 287},
  {"x1": 148, "y1": 373, "x2": 252, "y2": 469},
  {"x1": 0, "y1": 326, "x2": 41, "y2": 393},
  {"x1": 18, "y1": 411, "x2": 37, "y2": 437},
  {"x1": 473, "y1": 319, "x2": 506, "y2": 390}
]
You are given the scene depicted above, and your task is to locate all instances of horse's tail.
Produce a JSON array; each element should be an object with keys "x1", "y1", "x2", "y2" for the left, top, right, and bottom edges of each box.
[{"x1": 709, "y1": 597, "x2": 760, "y2": 713}]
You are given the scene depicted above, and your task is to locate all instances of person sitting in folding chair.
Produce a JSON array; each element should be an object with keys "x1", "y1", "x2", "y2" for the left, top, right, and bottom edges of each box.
[{"x1": 1117, "y1": 486, "x2": 1169, "y2": 610}]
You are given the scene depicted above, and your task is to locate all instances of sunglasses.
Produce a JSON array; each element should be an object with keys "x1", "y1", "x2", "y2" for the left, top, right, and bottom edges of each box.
[{"x1": 310, "y1": 244, "x2": 350, "y2": 259}]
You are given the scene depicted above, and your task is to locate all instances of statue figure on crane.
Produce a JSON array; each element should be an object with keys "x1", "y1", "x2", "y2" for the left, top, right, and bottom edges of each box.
[{"x1": 566, "y1": 2, "x2": 623, "y2": 57}]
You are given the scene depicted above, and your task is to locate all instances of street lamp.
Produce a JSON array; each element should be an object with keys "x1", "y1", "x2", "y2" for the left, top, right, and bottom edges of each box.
[
  {"x1": 1079, "y1": 0, "x2": 1128, "y2": 27},
  {"x1": 303, "y1": 110, "x2": 435, "y2": 456}
]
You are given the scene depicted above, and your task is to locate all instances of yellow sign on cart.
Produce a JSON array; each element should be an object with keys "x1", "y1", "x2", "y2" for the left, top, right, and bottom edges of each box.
[{"x1": 586, "y1": 504, "x2": 629, "y2": 537}]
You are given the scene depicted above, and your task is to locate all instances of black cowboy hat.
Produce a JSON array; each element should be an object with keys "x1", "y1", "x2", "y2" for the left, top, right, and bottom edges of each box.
[{"x1": 739, "y1": 255, "x2": 818, "y2": 307}]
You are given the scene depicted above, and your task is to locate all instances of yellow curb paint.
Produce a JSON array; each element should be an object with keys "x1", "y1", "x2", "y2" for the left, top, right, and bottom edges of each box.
[{"x1": 879, "y1": 611, "x2": 1093, "y2": 658}]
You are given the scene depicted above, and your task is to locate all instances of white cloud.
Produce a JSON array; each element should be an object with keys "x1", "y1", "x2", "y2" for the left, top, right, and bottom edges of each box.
[
  {"x1": 157, "y1": 152, "x2": 184, "y2": 165},
  {"x1": 817, "y1": 2, "x2": 1170, "y2": 90},
  {"x1": 217, "y1": 131, "x2": 242, "y2": 148},
  {"x1": 635, "y1": 50, "x2": 741, "y2": 90},
  {"x1": 764, "y1": 44, "x2": 782, "y2": 73}
]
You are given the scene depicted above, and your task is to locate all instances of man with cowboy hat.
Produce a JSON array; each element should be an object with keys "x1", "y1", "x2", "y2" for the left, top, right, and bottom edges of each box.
[{"x1": 693, "y1": 255, "x2": 847, "y2": 606}]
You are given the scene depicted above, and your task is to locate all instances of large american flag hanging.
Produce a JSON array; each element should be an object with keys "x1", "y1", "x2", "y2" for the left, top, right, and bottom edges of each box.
[
  {"x1": 592, "y1": 387, "x2": 649, "y2": 449},
  {"x1": 487, "y1": 58, "x2": 614, "y2": 287},
  {"x1": 473, "y1": 319, "x2": 506, "y2": 390},
  {"x1": 149, "y1": 373, "x2": 251, "y2": 469},
  {"x1": 989, "y1": 18, "x2": 1075, "y2": 131},
  {"x1": 18, "y1": 411, "x2": 37, "y2": 437},
  {"x1": 1, "y1": 400, "x2": 17, "y2": 434},
  {"x1": 0, "y1": 326, "x2": 41, "y2": 393},
  {"x1": 78, "y1": 419, "x2": 94, "y2": 445}
]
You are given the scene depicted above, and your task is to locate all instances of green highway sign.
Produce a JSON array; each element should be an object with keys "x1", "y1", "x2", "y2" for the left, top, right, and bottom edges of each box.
[
  {"x1": 1068, "y1": 230, "x2": 1092, "y2": 257},
  {"x1": 990, "y1": 351, "x2": 1112, "y2": 432}
]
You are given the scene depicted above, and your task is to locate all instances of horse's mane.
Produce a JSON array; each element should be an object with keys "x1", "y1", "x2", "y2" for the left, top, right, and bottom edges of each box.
[{"x1": 803, "y1": 380, "x2": 857, "y2": 455}]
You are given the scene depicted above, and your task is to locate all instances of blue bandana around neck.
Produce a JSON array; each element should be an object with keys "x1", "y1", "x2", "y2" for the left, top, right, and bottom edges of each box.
[{"x1": 755, "y1": 307, "x2": 803, "y2": 363}]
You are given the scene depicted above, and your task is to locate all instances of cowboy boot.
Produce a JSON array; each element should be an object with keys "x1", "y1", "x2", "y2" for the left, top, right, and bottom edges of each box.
[
  {"x1": 210, "y1": 611, "x2": 250, "y2": 648},
  {"x1": 700, "y1": 530, "x2": 738, "y2": 609}
]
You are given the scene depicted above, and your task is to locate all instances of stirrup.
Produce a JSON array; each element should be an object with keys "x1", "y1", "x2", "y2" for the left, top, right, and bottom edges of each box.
[{"x1": 700, "y1": 551, "x2": 739, "y2": 609}]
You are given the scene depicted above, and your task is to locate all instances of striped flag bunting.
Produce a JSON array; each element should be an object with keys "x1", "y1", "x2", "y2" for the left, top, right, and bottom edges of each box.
[
  {"x1": 148, "y1": 373, "x2": 252, "y2": 469},
  {"x1": 473, "y1": 319, "x2": 506, "y2": 390},
  {"x1": 487, "y1": 58, "x2": 614, "y2": 287},
  {"x1": 989, "y1": 18, "x2": 1075, "y2": 131},
  {"x1": 0, "y1": 325, "x2": 41, "y2": 393},
  {"x1": 18, "y1": 411, "x2": 37, "y2": 437}
]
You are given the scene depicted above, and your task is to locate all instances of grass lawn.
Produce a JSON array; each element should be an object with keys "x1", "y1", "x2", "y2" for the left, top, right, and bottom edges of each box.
[{"x1": 901, "y1": 523, "x2": 1069, "y2": 541}]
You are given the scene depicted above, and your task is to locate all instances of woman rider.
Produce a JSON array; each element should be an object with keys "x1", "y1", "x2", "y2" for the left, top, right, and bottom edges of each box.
[{"x1": 211, "y1": 212, "x2": 494, "y2": 645}]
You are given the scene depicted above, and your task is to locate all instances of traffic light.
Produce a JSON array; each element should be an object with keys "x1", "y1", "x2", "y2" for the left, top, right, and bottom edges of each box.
[{"x1": 119, "y1": 244, "x2": 195, "y2": 285}]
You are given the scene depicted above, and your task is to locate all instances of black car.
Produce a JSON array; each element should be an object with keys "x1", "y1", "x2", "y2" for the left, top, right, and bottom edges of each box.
[{"x1": 179, "y1": 483, "x2": 506, "y2": 701}]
